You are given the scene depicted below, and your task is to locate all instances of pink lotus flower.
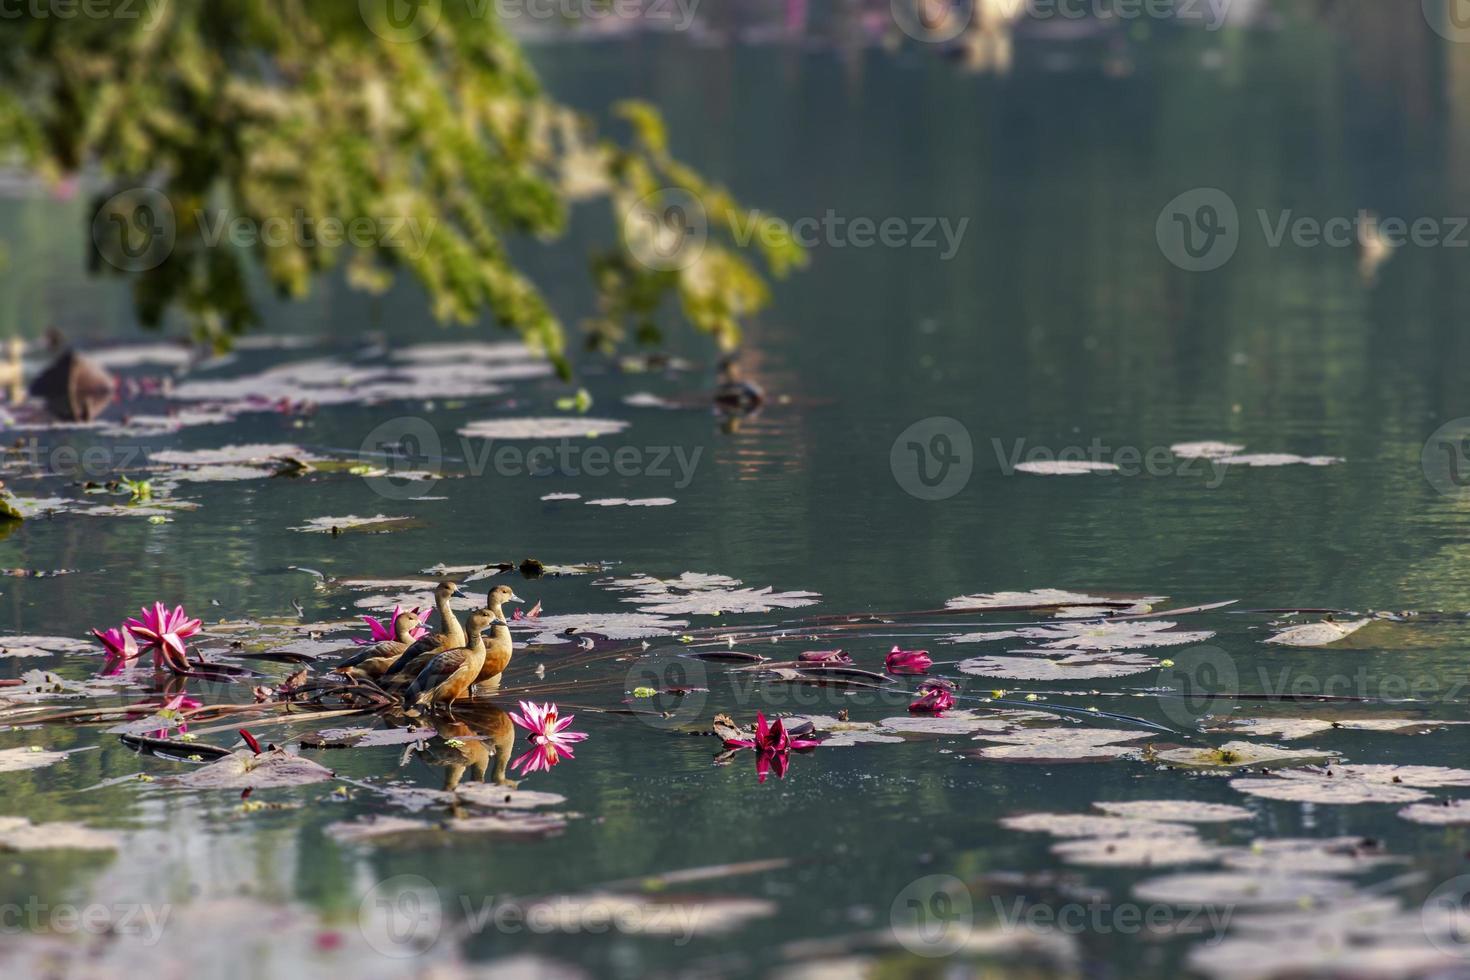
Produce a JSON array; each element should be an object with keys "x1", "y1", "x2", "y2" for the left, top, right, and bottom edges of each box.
[
  {"x1": 885, "y1": 646, "x2": 933, "y2": 675},
  {"x1": 799, "y1": 649, "x2": 853, "y2": 665},
  {"x1": 909, "y1": 685, "x2": 955, "y2": 715},
  {"x1": 125, "y1": 602, "x2": 202, "y2": 673},
  {"x1": 150, "y1": 693, "x2": 202, "y2": 739},
  {"x1": 509, "y1": 701, "x2": 588, "y2": 775},
  {"x1": 512, "y1": 600, "x2": 543, "y2": 621},
  {"x1": 354, "y1": 606, "x2": 427, "y2": 646},
  {"x1": 722, "y1": 712, "x2": 819, "y2": 783},
  {"x1": 92, "y1": 626, "x2": 139, "y2": 674}
]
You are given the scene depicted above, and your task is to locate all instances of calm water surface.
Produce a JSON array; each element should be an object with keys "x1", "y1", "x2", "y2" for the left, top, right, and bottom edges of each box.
[{"x1": 3, "y1": 18, "x2": 1470, "y2": 979}]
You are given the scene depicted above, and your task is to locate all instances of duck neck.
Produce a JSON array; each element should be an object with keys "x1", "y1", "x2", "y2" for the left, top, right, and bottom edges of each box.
[
  {"x1": 437, "y1": 594, "x2": 465, "y2": 645},
  {"x1": 394, "y1": 618, "x2": 418, "y2": 644}
]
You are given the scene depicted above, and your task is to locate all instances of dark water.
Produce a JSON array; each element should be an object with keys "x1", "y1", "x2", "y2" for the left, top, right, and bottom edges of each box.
[{"x1": 4, "y1": 14, "x2": 1470, "y2": 979}]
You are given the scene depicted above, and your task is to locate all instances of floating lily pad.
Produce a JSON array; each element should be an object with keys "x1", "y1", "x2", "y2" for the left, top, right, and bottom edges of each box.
[
  {"x1": 151, "y1": 444, "x2": 312, "y2": 466},
  {"x1": 957, "y1": 652, "x2": 1160, "y2": 680},
  {"x1": 602, "y1": 572, "x2": 820, "y2": 616},
  {"x1": 453, "y1": 784, "x2": 568, "y2": 810},
  {"x1": 310, "y1": 727, "x2": 435, "y2": 748},
  {"x1": 1171, "y1": 441, "x2": 1247, "y2": 459},
  {"x1": 0, "y1": 635, "x2": 93, "y2": 658},
  {"x1": 173, "y1": 749, "x2": 336, "y2": 790},
  {"x1": 515, "y1": 612, "x2": 690, "y2": 645},
  {"x1": 326, "y1": 811, "x2": 567, "y2": 843},
  {"x1": 782, "y1": 715, "x2": 905, "y2": 746},
  {"x1": 517, "y1": 894, "x2": 774, "y2": 937},
  {"x1": 971, "y1": 728, "x2": 1151, "y2": 763},
  {"x1": 541, "y1": 492, "x2": 582, "y2": 501},
  {"x1": 1397, "y1": 800, "x2": 1470, "y2": 825},
  {"x1": 946, "y1": 589, "x2": 1167, "y2": 611},
  {"x1": 1218, "y1": 837, "x2": 1394, "y2": 874},
  {"x1": 1228, "y1": 766, "x2": 1447, "y2": 805},
  {"x1": 1216, "y1": 452, "x2": 1344, "y2": 467},
  {"x1": 0, "y1": 816, "x2": 119, "y2": 851},
  {"x1": 1265, "y1": 619, "x2": 1372, "y2": 647},
  {"x1": 1013, "y1": 461, "x2": 1120, "y2": 476},
  {"x1": 950, "y1": 620, "x2": 1213, "y2": 650},
  {"x1": 457, "y1": 418, "x2": 630, "y2": 440},
  {"x1": 1133, "y1": 872, "x2": 1355, "y2": 910},
  {"x1": 290, "y1": 515, "x2": 418, "y2": 534},
  {"x1": 1204, "y1": 716, "x2": 1465, "y2": 740},
  {"x1": 0, "y1": 746, "x2": 69, "y2": 773},
  {"x1": 1051, "y1": 835, "x2": 1221, "y2": 868},
  {"x1": 1093, "y1": 800, "x2": 1254, "y2": 823},
  {"x1": 1152, "y1": 741, "x2": 1334, "y2": 771},
  {"x1": 584, "y1": 497, "x2": 676, "y2": 507},
  {"x1": 999, "y1": 812, "x2": 1197, "y2": 838}
]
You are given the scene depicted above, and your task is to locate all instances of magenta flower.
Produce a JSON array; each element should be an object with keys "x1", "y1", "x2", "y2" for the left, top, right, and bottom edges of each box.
[
  {"x1": 92, "y1": 626, "x2": 139, "y2": 674},
  {"x1": 722, "y1": 712, "x2": 819, "y2": 783},
  {"x1": 125, "y1": 602, "x2": 203, "y2": 673},
  {"x1": 512, "y1": 600, "x2": 543, "y2": 621},
  {"x1": 799, "y1": 649, "x2": 853, "y2": 665},
  {"x1": 354, "y1": 606, "x2": 427, "y2": 645},
  {"x1": 509, "y1": 701, "x2": 588, "y2": 775},
  {"x1": 909, "y1": 686, "x2": 955, "y2": 715},
  {"x1": 885, "y1": 645, "x2": 933, "y2": 675}
]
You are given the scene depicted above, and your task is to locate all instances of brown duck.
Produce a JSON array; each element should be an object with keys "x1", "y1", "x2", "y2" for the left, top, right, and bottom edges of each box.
[
  {"x1": 472, "y1": 584, "x2": 524, "y2": 692},
  {"x1": 380, "y1": 580, "x2": 468, "y2": 681},
  {"x1": 332, "y1": 611, "x2": 425, "y2": 680},
  {"x1": 405, "y1": 608, "x2": 494, "y2": 707}
]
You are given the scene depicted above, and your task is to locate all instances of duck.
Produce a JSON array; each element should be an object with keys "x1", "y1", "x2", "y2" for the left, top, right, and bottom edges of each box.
[
  {"x1": 404, "y1": 608, "x2": 495, "y2": 707},
  {"x1": 417, "y1": 709, "x2": 518, "y2": 790},
  {"x1": 713, "y1": 356, "x2": 765, "y2": 414},
  {"x1": 379, "y1": 580, "x2": 469, "y2": 681},
  {"x1": 331, "y1": 610, "x2": 426, "y2": 679},
  {"x1": 472, "y1": 584, "x2": 525, "y2": 692}
]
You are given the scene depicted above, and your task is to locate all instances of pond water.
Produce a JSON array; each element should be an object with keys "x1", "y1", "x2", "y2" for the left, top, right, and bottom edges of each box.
[{"x1": 4, "y1": 15, "x2": 1470, "y2": 979}]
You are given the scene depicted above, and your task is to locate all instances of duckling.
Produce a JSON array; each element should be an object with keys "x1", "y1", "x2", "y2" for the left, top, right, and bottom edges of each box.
[
  {"x1": 405, "y1": 608, "x2": 494, "y2": 707},
  {"x1": 332, "y1": 611, "x2": 425, "y2": 679},
  {"x1": 473, "y1": 584, "x2": 524, "y2": 692},
  {"x1": 380, "y1": 580, "x2": 469, "y2": 681},
  {"x1": 713, "y1": 356, "x2": 764, "y2": 414}
]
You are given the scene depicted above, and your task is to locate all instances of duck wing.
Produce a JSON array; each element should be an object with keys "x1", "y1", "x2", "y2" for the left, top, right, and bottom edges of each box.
[
  {"x1": 381, "y1": 632, "x2": 449, "y2": 678},
  {"x1": 405, "y1": 647, "x2": 470, "y2": 703},
  {"x1": 335, "y1": 639, "x2": 408, "y2": 671}
]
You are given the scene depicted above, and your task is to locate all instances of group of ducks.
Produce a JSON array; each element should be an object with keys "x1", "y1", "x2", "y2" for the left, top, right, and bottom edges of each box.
[{"x1": 334, "y1": 581, "x2": 525, "y2": 707}]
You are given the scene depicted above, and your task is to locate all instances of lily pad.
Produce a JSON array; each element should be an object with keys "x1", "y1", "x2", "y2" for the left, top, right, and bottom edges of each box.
[
  {"x1": 1013, "y1": 461, "x2": 1120, "y2": 476},
  {"x1": 173, "y1": 749, "x2": 336, "y2": 790},
  {"x1": 453, "y1": 785, "x2": 567, "y2": 810},
  {"x1": 326, "y1": 811, "x2": 567, "y2": 843},
  {"x1": 1133, "y1": 872, "x2": 1355, "y2": 910},
  {"x1": 957, "y1": 652, "x2": 1160, "y2": 680},
  {"x1": 1264, "y1": 619, "x2": 1372, "y2": 647},
  {"x1": 290, "y1": 515, "x2": 417, "y2": 534},
  {"x1": 602, "y1": 572, "x2": 821, "y2": 616},
  {"x1": 1051, "y1": 835, "x2": 1222, "y2": 868},
  {"x1": 0, "y1": 746, "x2": 70, "y2": 773},
  {"x1": 1397, "y1": 799, "x2": 1470, "y2": 825},
  {"x1": 150, "y1": 444, "x2": 312, "y2": 466},
  {"x1": 1228, "y1": 766, "x2": 1444, "y2": 805},
  {"x1": 1152, "y1": 741, "x2": 1334, "y2": 771},
  {"x1": 584, "y1": 498, "x2": 676, "y2": 507},
  {"x1": 947, "y1": 589, "x2": 1165, "y2": 611},
  {"x1": 950, "y1": 620, "x2": 1213, "y2": 650},
  {"x1": 0, "y1": 634, "x2": 94, "y2": 658},
  {"x1": 1171, "y1": 441, "x2": 1247, "y2": 459},
  {"x1": 1204, "y1": 716, "x2": 1465, "y2": 740},
  {"x1": 0, "y1": 816, "x2": 120, "y2": 851},
  {"x1": 971, "y1": 728, "x2": 1151, "y2": 763},
  {"x1": 999, "y1": 812, "x2": 1197, "y2": 838},
  {"x1": 457, "y1": 418, "x2": 630, "y2": 440},
  {"x1": 1218, "y1": 837, "x2": 1394, "y2": 874},
  {"x1": 1093, "y1": 800, "x2": 1254, "y2": 823}
]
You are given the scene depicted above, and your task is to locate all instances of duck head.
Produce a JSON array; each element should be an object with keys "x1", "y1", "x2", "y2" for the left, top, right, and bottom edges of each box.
[{"x1": 486, "y1": 584, "x2": 525, "y2": 612}]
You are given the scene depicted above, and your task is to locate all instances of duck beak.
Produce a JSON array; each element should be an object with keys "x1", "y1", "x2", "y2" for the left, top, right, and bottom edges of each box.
[
  {"x1": 508, "y1": 593, "x2": 526, "y2": 604},
  {"x1": 451, "y1": 587, "x2": 468, "y2": 599}
]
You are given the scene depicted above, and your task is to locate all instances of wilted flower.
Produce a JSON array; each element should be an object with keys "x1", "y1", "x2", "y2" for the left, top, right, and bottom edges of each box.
[
  {"x1": 798, "y1": 649, "x2": 853, "y2": 665},
  {"x1": 885, "y1": 646, "x2": 933, "y2": 675},
  {"x1": 909, "y1": 685, "x2": 955, "y2": 715},
  {"x1": 92, "y1": 626, "x2": 138, "y2": 674},
  {"x1": 355, "y1": 606, "x2": 427, "y2": 645},
  {"x1": 722, "y1": 712, "x2": 820, "y2": 783},
  {"x1": 509, "y1": 701, "x2": 588, "y2": 775},
  {"x1": 125, "y1": 602, "x2": 202, "y2": 672}
]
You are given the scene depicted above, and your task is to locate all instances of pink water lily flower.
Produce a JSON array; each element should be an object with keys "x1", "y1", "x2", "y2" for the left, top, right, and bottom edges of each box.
[
  {"x1": 509, "y1": 701, "x2": 588, "y2": 775},
  {"x1": 885, "y1": 646, "x2": 933, "y2": 675},
  {"x1": 512, "y1": 600, "x2": 543, "y2": 621},
  {"x1": 92, "y1": 626, "x2": 139, "y2": 674},
  {"x1": 799, "y1": 649, "x2": 853, "y2": 665},
  {"x1": 355, "y1": 606, "x2": 427, "y2": 645},
  {"x1": 909, "y1": 686, "x2": 956, "y2": 715},
  {"x1": 125, "y1": 602, "x2": 202, "y2": 673},
  {"x1": 722, "y1": 712, "x2": 820, "y2": 783}
]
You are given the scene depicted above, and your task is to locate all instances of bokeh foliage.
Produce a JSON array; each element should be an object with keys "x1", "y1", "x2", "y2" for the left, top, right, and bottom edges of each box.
[{"x1": 0, "y1": 0, "x2": 804, "y2": 373}]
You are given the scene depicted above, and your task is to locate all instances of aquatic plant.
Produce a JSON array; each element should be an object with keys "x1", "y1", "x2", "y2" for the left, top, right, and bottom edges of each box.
[
  {"x1": 124, "y1": 602, "x2": 203, "y2": 673},
  {"x1": 884, "y1": 646, "x2": 933, "y2": 675},
  {"x1": 721, "y1": 712, "x2": 819, "y2": 784},
  {"x1": 509, "y1": 701, "x2": 588, "y2": 776},
  {"x1": 91, "y1": 626, "x2": 139, "y2": 672},
  {"x1": 909, "y1": 685, "x2": 955, "y2": 715},
  {"x1": 355, "y1": 606, "x2": 427, "y2": 646}
]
